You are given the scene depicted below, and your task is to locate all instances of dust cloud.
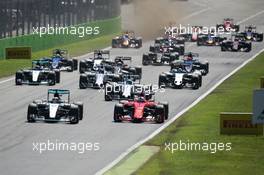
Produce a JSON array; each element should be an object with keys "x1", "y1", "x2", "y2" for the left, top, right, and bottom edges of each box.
[{"x1": 128, "y1": 0, "x2": 182, "y2": 40}]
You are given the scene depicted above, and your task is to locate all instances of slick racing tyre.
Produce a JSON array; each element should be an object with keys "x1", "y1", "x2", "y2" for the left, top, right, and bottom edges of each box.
[
  {"x1": 69, "y1": 106, "x2": 79, "y2": 124},
  {"x1": 27, "y1": 104, "x2": 37, "y2": 123},
  {"x1": 114, "y1": 104, "x2": 123, "y2": 122},
  {"x1": 155, "y1": 105, "x2": 165, "y2": 123}
]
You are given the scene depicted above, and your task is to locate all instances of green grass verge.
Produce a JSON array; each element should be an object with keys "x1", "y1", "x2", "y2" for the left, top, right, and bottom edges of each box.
[
  {"x1": 0, "y1": 33, "x2": 118, "y2": 78},
  {"x1": 136, "y1": 52, "x2": 264, "y2": 175}
]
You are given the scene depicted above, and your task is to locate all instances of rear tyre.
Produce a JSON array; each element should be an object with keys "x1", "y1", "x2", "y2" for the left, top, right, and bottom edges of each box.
[
  {"x1": 79, "y1": 61, "x2": 86, "y2": 73},
  {"x1": 155, "y1": 105, "x2": 165, "y2": 123},
  {"x1": 158, "y1": 75, "x2": 166, "y2": 88},
  {"x1": 75, "y1": 102, "x2": 84, "y2": 120},
  {"x1": 142, "y1": 54, "x2": 150, "y2": 66},
  {"x1": 79, "y1": 74, "x2": 88, "y2": 89},
  {"x1": 114, "y1": 104, "x2": 123, "y2": 122},
  {"x1": 69, "y1": 106, "x2": 79, "y2": 124},
  {"x1": 15, "y1": 72, "x2": 23, "y2": 85},
  {"x1": 55, "y1": 70, "x2": 60, "y2": 83},
  {"x1": 27, "y1": 104, "x2": 37, "y2": 123},
  {"x1": 48, "y1": 73, "x2": 56, "y2": 86},
  {"x1": 192, "y1": 77, "x2": 200, "y2": 90},
  {"x1": 160, "y1": 102, "x2": 169, "y2": 120},
  {"x1": 68, "y1": 60, "x2": 74, "y2": 72}
]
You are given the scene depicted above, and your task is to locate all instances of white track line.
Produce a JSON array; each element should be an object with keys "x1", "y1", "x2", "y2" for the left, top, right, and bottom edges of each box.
[
  {"x1": 181, "y1": 7, "x2": 210, "y2": 21},
  {"x1": 237, "y1": 10, "x2": 264, "y2": 25},
  {"x1": 0, "y1": 77, "x2": 15, "y2": 84},
  {"x1": 96, "y1": 9, "x2": 264, "y2": 175}
]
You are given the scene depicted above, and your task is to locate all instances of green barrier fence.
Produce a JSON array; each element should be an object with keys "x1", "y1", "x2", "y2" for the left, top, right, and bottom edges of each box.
[{"x1": 0, "y1": 16, "x2": 121, "y2": 59}]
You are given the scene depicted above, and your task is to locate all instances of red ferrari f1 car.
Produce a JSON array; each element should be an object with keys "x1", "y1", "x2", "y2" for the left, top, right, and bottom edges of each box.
[{"x1": 113, "y1": 96, "x2": 169, "y2": 123}]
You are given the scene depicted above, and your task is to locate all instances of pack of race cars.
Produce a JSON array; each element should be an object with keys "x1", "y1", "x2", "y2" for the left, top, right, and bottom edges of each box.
[{"x1": 14, "y1": 19, "x2": 263, "y2": 125}]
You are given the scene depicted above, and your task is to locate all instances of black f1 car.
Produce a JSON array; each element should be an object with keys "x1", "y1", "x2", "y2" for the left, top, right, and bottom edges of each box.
[
  {"x1": 27, "y1": 89, "x2": 83, "y2": 124},
  {"x1": 221, "y1": 34, "x2": 252, "y2": 52},
  {"x1": 171, "y1": 53, "x2": 209, "y2": 76},
  {"x1": 159, "y1": 68, "x2": 202, "y2": 90},
  {"x1": 79, "y1": 50, "x2": 111, "y2": 73},
  {"x1": 142, "y1": 51, "x2": 179, "y2": 66},
  {"x1": 15, "y1": 60, "x2": 60, "y2": 86},
  {"x1": 197, "y1": 34, "x2": 226, "y2": 46},
  {"x1": 79, "y1": 66, "x2": 123, "y2": 89},
  {"x1": 41, "y1": 49, "x2": 78, "y2": 72},
  {"x1": 112, "y1": 32, "x2": 142, "y2": 48},
  {"x1": 104, "y1": 77, "x2": 152, "y2": 101},
  {"x1": 113, "y1": 95, "x2": 169, "y2": 123},
  {"x1": 238, "y1": 26, "x2": 263, "y2": 42},
  {"x1": 149, "y1": 37, "x2": 185, "y2": 55},
  {"x1": 216, "y1": 18, "x2": 239, "y2": 32},
  {"x1": 114, "y1": 56, "x2": 142, "y2": 80}
]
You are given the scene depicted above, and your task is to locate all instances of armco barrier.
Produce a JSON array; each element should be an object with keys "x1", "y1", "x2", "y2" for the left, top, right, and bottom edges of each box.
[{"x1": 0, "y1": 16, "x2": 121, "y2": 59}]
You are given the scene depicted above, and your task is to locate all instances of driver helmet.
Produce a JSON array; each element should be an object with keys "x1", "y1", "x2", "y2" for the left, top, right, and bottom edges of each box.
[
  {"x1": 97, "y1": 52, "x2": 102, "y2": 59},
  {"x1": 247, "y1": 26, "x2": 252, "y2": 32},
  {"x1": 187, "y1": 53, "x2": 193, "y2": 60},
  {"x1": 52, "y1": 93, "x2": 61, "y2": 103},
  {"x1": 138, "y1": 96, "x2": 145, "y2": 103}
]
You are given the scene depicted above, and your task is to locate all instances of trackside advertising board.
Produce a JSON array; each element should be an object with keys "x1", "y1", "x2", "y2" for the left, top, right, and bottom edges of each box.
[
  {"x1": 220, "y1": 112, "x2": 263, "y2": 135},
  {"x1": 253, "y1": 89, "x2": 264, "y2": 124},
  {"x1": 5, "y1": 47, "x2": 31, "y2": 59}
]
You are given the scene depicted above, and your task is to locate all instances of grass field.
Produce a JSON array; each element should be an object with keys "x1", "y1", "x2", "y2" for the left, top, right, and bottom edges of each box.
[
  {"x1": 0, "y1": 33, "x2": 118, "y2": 78},
  {"x1": 136, "y1": 52, "x2": 264, "y2": 175}
]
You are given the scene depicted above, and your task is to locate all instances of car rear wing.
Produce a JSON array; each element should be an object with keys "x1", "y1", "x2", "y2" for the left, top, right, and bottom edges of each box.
[
  {"x1": 94, "y1": 50, "x2": 110, "y2": 59},
  {"x1": 47, "y1": 89, "x2": 70, "y2": 102},
  {"x1": 121, "y1": 74, "x2": 140, "y2": 83},
  {"x1": 94, "y1": 50, "x2": 110, "y2": 55},
  {"x1": 115, "y1": 56, "x2": 132, "y2": 63},
  {"x1": 32, "y1": 59, "x2": 51, "y2": 69},
  {"x1": 245, "y1": 26, "x2": 256, "y2": 31}
]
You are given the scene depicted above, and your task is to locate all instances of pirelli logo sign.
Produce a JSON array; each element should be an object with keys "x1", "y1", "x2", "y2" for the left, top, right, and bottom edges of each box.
[
  {"x1": 5, "y1": 47, "x2": 31, "y2": 59},
  {"x1": 220, "y1": 112, "x2": 263, "y2": 135}
]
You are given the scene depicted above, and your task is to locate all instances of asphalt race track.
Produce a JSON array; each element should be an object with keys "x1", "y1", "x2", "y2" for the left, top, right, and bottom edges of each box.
[{"x1": 0, "y1": 0, "x2": 264, "y2": 175}]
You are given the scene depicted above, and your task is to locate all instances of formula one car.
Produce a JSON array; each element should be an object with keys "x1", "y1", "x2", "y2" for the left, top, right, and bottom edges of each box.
[
  {"x1": 216, "y1": 18, "x2": 239, "y2": 32},
  {"x1": 171, "y1": 53, "x2": 209, "y2": 75},
  {"x1": 114, "y1": 56, "x2": 142, "y2": 80},
  {"x1": 159, "y1": 68, "x2": 202, "y2": 90},
  {"x1": 79, "y1": 50, "x2": 111, "y2": 73},
  {"x1": 79, "y1": 65, "x2": 123, "y2": 89},
  {"x1": 113, "y1": 95, "x2": 169, "y2": 123},
  {"x1": 179, "y1": 26, "x2": 203, "y2": 42},
  {"x1": 112, "y1": 32, "x2": 142, "y2": 48},
  {"x1": 15, "y1": 60, "x2": 60, "y2": 86},
  {"x1": 27, "y1": 89, "x2": 83, "y2": 124},
  {"x1": 149, "y1": 37, "x2": 185, "y2": 55},
  {"x1": 221, "y1": 34, "x2": 252, "y2": 52},
  {"x1": 142, "y1": 51, "x2": 179, "y2": 66},
  {"x1": 238, "y1": 26, "x2": 263, "y2": 42},
  {"x1": 104, "y1": 77, "x2": 152, "y2": 101},
  {"x1": 197, "y1": 33, "x2": 226, "y2": 46},
  {"x1": 41, "y1": 49, "x2": 78, "y2": 72}
]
